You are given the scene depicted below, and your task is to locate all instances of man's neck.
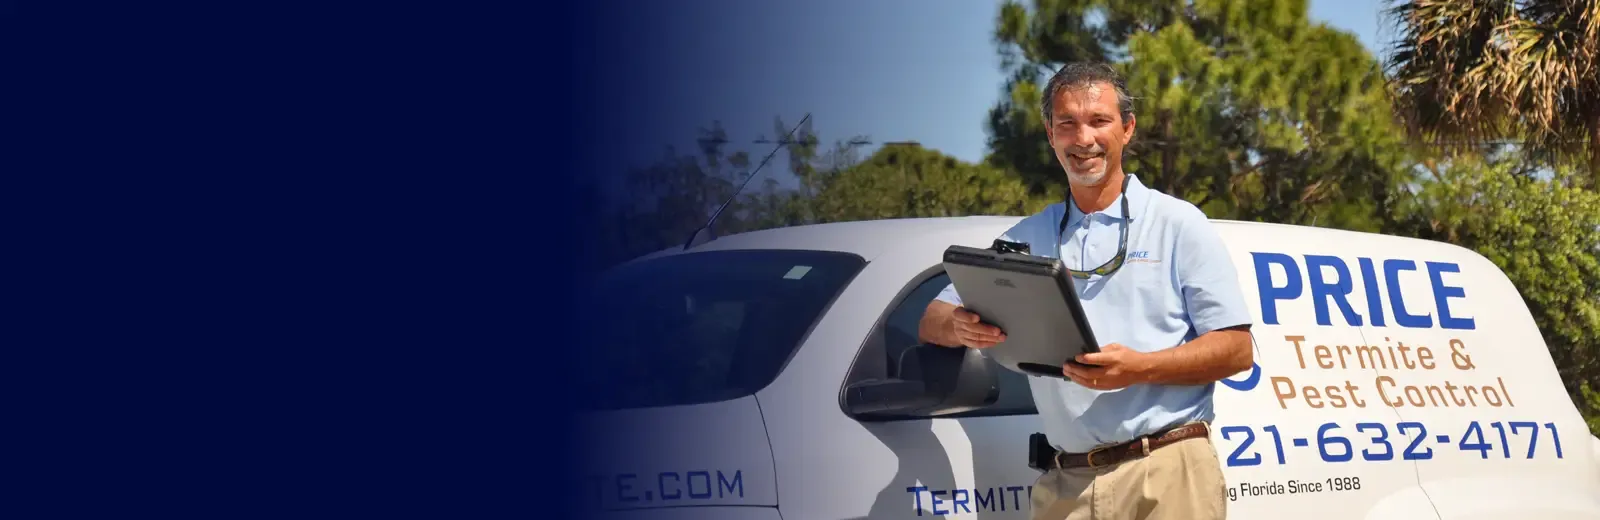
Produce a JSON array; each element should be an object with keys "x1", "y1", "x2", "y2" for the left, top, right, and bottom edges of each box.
[{"x1": 1069, "y1": 171, "x2": 1126, "y2": 215}]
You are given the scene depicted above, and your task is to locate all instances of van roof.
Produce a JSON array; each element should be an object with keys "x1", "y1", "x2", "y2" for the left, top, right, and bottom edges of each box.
[
  {"x1": 677, "y1": 216, "x2": 1023, "y2": 259},
  {"x1": 641, "y1": 216, "x2": 1481, "y2": 265}
]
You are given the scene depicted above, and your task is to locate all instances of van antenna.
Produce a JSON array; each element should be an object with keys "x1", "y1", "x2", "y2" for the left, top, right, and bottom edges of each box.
[{"x1": 682, "y1": 112, "x2": 812, "y2": 250}]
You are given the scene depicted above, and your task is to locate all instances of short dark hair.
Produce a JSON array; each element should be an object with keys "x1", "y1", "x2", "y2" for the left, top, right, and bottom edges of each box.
[{"x1": 1040, "y1": 62, "x2": 1134, "y2": 124}]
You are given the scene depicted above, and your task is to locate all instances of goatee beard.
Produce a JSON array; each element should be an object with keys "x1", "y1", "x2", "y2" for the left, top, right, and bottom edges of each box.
[{"x1": 1067, "y1": 169, "x2": 1107, "y2": 186}]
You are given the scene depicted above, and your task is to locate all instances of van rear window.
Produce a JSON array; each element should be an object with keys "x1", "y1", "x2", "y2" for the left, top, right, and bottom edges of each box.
[{"x1": 577, "y1": 249, "x2": 866, "y2": 411}]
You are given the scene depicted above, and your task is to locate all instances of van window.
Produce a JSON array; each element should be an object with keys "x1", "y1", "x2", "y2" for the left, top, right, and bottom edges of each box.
[
  {"x1": 578, "y1": 249, "x2": 866, "y2": 411},
  {"x1": 882, "y1": 273, "x2": 1037, "y2": 417}
]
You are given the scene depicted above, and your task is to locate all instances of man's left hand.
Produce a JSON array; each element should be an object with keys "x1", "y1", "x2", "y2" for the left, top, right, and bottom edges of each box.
[{"x1": 1063, "y1": 344, "x2": 1151, "y2": 390}]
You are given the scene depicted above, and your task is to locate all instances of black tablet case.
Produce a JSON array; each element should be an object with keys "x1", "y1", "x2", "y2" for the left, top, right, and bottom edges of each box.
[{"x1": 941, "y1": 243, "x2": 1100, "y2": 379}]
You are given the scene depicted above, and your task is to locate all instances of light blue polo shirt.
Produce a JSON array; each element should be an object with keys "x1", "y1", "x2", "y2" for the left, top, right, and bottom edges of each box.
[{"x1": 935, "y1": 173, "x2": 1252, "y2": 453}]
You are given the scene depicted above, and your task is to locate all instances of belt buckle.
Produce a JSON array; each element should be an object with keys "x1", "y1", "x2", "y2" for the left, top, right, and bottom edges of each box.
[{"x1": 1084, "y1": 445, "x2": 1113, "y2": 468}]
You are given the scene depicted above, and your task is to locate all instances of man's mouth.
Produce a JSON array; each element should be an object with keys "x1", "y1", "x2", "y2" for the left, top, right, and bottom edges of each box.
[{"x1": 1069, "y1": 151, "x2": 1105, "y2": 169}]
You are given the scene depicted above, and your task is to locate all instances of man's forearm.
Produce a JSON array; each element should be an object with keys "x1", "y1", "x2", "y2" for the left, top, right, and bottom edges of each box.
[{"x1": 1137, "y1": 327, "x2": 1253, "y2": 386}]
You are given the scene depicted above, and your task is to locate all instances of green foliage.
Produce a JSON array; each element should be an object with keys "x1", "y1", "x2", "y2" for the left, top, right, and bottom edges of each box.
[
  {"x1": 579, "y1": 119, "x2": 1052, "y2": 269},
  {"x1": 806, "y1": 144, "x2": 1052, "y2": 223},
  {"x1": 1584, "y1": 382, "x2": 1600, "y2": 436},
  {"x1": 987, "y1": 0, "x2": 1415, "y2": 232}
]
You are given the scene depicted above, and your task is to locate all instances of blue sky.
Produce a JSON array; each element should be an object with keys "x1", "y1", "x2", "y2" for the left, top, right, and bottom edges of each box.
[{"x1": 592, "y1": 0, "x2": 1394, "y2": 188}]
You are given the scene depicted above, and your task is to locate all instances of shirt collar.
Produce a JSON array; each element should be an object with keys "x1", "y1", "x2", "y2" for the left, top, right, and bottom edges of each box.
[{"x1": 1063, "y1": 173, "x2": 1149, "y2": 228}]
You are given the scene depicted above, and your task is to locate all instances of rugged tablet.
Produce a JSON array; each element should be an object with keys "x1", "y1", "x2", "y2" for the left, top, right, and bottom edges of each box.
[{"x1": 941, "y1": 243, "x2": 1101, "y2": 379}]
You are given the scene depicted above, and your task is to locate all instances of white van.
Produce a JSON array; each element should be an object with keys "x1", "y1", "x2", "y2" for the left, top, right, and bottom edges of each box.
[{"x1": 575, "y1": 216, "x2": 1600, "y2": 519}]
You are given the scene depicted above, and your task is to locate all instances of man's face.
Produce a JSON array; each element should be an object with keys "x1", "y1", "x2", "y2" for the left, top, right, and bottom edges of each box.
[{"x1": 1045, "y1": 81, "x2": 1136, "y2": 187}]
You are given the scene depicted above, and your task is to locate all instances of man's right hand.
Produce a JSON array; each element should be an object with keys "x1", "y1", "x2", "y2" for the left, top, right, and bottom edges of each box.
[
  {"x1": 919, "y1": 300, "x2": 1008, "y2": 348},
  {"x1": 950, "y1": 307, "x2": 1007, "y2": 348}
]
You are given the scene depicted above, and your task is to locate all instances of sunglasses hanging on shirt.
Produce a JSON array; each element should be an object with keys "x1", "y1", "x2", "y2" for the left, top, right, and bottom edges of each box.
[{"x1": 1057, "y1": 174, "x2": 1131, "y2": 280}]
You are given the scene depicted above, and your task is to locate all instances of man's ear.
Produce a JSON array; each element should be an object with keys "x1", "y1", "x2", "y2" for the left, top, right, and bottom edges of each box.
[{"x1": 1122, "y1": 113, "x2": 1136, "y2": 144}]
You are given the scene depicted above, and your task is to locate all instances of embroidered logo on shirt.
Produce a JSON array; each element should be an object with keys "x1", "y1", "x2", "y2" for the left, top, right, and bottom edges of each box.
[{"x1": 1128, "y1": 250, "x2": 1162, "y2": 264}]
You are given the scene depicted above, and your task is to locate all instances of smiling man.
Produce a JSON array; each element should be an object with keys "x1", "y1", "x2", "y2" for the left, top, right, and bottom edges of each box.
[{"x1": 918, "y1": 62, "x2": 1255, "y2": 520}]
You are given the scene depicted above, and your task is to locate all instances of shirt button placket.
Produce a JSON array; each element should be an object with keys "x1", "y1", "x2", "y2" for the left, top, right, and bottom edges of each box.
[{"x1": 1082, "y1": 219, "x2": 1093, "y2": 258}]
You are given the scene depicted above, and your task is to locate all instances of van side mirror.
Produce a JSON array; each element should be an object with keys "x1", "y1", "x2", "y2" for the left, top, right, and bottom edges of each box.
[{"x1": 843, "y1": 344, "x2": 1000, "y2": 418}]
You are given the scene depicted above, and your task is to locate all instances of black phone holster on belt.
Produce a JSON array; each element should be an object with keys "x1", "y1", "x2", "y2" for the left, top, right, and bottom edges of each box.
[{"x1": 1027, "y1": 432, "x2": 1053, "y2": 471}]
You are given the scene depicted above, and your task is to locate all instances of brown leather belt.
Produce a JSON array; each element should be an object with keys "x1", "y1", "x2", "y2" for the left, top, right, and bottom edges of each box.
[{"x1": 1045, "y1": 422, "x2": 1211, "y2": 470}]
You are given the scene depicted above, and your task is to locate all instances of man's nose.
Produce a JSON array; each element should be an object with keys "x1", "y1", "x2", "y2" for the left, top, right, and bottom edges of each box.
[{"x1": 1073, "y1": 126, "x2": 1096, "y2": 147}]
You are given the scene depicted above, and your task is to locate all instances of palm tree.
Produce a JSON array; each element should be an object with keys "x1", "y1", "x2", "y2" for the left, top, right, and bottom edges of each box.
[{"x1": 1384, "y1": 0, "x2": 1600, "y2": 184}]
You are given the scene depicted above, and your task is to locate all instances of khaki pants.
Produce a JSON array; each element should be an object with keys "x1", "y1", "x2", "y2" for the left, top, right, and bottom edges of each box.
[{"x1": 1029, "y1": 435, "x2": 1226, "y2": 520}]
